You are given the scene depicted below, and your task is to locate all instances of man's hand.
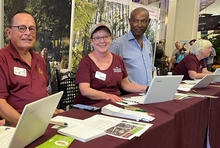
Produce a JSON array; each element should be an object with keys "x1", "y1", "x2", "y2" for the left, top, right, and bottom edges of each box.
[
  {"x1": 54, "y1": 109, "x2": 65, "y2": 114},
  {"x1": 0, "y1": 119, "x2": 5, "y2": 126}
]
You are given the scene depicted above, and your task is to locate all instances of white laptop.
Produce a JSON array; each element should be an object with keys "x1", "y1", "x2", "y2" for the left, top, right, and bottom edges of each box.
[
  {"x1": 122, "y1": 75, "x2": 183, "y2": 104},
  {"x1": 178, "y1": 74, "x2": 220, "y2": 91},
  {"x1": 0, "y1": 91, "x2": 63, "y2": 148},
  {"x1": 213, "y1": 68, "x2": 220, "y2": 82}
]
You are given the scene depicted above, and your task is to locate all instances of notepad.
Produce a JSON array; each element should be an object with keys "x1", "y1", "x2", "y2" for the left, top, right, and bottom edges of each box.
[{"x1": 58, "y1": 123, "x2": 106, "y2": 142}]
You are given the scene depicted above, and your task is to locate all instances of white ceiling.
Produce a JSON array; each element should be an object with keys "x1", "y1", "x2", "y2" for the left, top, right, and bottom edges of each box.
[{"x1": 200, "y1": 0, "x2": 220, "y2": 16}]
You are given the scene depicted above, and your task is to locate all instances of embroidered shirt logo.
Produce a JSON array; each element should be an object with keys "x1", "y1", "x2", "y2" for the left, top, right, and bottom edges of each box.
[
  {"x1": 113, "y1": 67, "x2": 122, "y2": 72},
  {"x1": 38, "y1": 68, "x2": 43, "y2": 74}
]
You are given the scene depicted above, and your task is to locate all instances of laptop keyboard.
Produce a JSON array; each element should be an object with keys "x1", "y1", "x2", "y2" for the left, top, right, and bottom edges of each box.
[{"x1": 0, "y1": 128, "x2": 15, "y2": 148}]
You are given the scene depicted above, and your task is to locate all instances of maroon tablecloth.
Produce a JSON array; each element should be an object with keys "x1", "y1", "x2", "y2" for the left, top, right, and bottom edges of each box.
[
  {"x1": 205, "y1": 85, "x2": 220, "y2": 148},
  {"x1": 26, "y1": 101, "x2": 174, "y2": 148},
  {"x1": 150, "y1": 97, "x2": 209, "y2": 148},
  {"x1": 26, "y1": 85, "x2": 220, "y2": 148}
]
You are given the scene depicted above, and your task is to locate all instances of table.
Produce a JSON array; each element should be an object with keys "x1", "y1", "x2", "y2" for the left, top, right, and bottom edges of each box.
[
  {"x1": 150, "y1": 96, "x2": 209, "y2": 148},
  {"x1": 26, "y1": 85, "x2": 220, "y2": 148},
  {"x1": 204, "y1": 85, "x2": 220, "y2": 148},
  {"x1": 26, "y1": 101, "x2": 175, "y2": 148}
]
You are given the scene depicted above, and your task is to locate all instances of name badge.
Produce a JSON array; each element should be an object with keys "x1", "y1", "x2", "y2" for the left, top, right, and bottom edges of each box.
[
  {"x1": 95, "y1": 71, "x2": 106, "y2": 81},
  {"x1": 14, "y1": 67, "x2": 27, "y2": 77}
]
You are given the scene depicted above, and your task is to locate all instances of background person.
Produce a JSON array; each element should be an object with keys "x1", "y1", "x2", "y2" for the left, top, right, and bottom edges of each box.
[
  {"x1": 169, "y1": 41, "x2": 187, "y2": 70},
  {"x1": 154, "y1": 39, "x2": 169, "y2": 75},
  {"x1": 74, "y1": 23, "x2": 147, "y2": 105},
  {"x1": 172, "y1": 39, "x2": 213, "y2": 80},
  {"x1": 206, "y1": 46, "x2": 216, "y2": 72},
  {"x1": 188, "y1": 39, "x2": 196, "y2": 54},
  {"x1": 41, "y1": 48, "x2": 52, "y2": 94},
  {"x1": 109, "y1": 7, "x2": 154, "y2": 86},
  {"x1": 0, "y1": 10, "x2": 63, "y2": 126},
  {"x1": 189, "y1": 39, "x2": 196, "y2": 46},
  {"x1": 41, "y1": 48, "x2": 51, "y2": 81}
]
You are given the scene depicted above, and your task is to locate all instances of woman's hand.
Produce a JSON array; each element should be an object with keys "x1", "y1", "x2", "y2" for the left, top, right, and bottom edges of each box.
[{"x1": 103, "y1": 94, "x2": 122, "y2": 102}]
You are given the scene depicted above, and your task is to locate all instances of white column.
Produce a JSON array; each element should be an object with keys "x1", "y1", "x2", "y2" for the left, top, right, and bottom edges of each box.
[
  {"x1": 68, "y1": 0, "x2": 76, "y2": 70},
  {"x1": 165, "y1": 0, "x2": 201, "y2": 57},
  {"x1": 0, "y1": 0, "x2": 4, "y2": 48},
  {"x1": 158, "y1": 0, "x2": 168, "y2": 40}
]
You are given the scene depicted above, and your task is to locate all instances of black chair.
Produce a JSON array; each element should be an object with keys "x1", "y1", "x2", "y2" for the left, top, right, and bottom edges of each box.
[{"x1": 56, "y1": 69, "x2": 78, "y2": 110}]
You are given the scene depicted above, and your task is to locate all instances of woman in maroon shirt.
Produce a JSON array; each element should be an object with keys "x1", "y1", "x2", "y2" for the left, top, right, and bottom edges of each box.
[
  {"x1": 75, "y1": 23, "x2": 147, "y2": 104},
  {"x1": 173, "y1": 39, "x2": 213, "y2": 80}
]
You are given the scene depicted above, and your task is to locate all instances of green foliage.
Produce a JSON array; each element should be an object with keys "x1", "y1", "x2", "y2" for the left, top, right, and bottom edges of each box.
[
  {"x1": 202, "y1": 33, "x2": 220, "y2": 59},
  {"x1": 72, "y1": 45, "x2": 83, "y2": 73},
  {"x1": 4, "y1": 0, "x2": 71, "y2": 50},
  {"x1": 209, "y1": 35, "x2": 220, "y2": 57},
  {"x1": 33, "y1": 41, "x2": 42, "y2": 53},
  {"x1": 3, "y1": 0, "x2": 158, "y2": 73}
]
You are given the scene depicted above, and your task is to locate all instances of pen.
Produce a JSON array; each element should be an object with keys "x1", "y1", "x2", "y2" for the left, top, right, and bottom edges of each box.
[
  {"x1": 121, "y1": 101, "x2": 128, "y2": 104},
  {"x1": 50, "y1": 120, "x2": 68, "y2": 127},
  {"x1": 124, "y1": 106, "x2": 147, "y2": 112},
  {"x1": 192, "y1": 90, "x2": 197, "y2": 93},
  {"x1": 134, "y1": 109, "x2": 147, "y2": 112}
]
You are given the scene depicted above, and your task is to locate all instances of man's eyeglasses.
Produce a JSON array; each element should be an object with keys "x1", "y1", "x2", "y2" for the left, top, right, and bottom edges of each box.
[
  {"x1": 9, "y1": 25, "x2": 36, "y2": 33},
  {"x1": 92, "y1": 35, "x2": 111, "y2": 42}
]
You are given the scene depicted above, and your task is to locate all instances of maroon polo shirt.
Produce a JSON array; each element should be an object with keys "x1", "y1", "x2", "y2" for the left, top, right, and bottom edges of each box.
[
  {"x1": 0, "y1": 43, "x2": 48, "y2": 113},
  {"x1": 74, "y1": 53, "x2": 128, "y2": 104},
  {"x1": 173, "y1": 54, "x2": 206, "y2": 80}
]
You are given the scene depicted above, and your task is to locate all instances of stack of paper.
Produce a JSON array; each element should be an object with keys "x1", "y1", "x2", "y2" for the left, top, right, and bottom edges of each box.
[
  {"x1": 83, "y1": 114, "x2": 153, "y2": 140},
  {"x1": 101, "y1": 104, "x2": 155, "y2": 122},
  {"x1": 51, "y1": 114, "x2": 153, "y2": 141},
  {"x1": 58, "y1": 123, "x2": 106, "y2": 143},
  {"x1": 52, "y1": 116, "x2": 106, "y2": 143}
]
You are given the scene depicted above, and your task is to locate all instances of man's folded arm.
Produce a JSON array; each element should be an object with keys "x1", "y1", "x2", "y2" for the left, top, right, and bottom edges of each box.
[{"x1": 0, "y1": 99, "x2": 21, "y2": 126}]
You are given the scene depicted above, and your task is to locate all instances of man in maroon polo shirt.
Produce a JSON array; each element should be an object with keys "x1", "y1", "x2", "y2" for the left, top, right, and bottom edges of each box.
[{"x1": 0, "y1": 10, "x2": 63, "y2": 126}]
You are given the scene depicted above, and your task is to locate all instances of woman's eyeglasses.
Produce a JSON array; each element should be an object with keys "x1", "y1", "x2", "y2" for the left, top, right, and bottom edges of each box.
[{"x1": 92, "y1": 35, "x2": 111, "y2": 42}]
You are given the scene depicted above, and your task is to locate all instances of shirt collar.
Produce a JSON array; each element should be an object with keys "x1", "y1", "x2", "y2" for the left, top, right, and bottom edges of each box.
[
  {"x1": 8, "y1": 42, "x2": 36, "y2": 60},
  {"x1": 127, "y1": 31, "x2": 147, "y2": 42}
]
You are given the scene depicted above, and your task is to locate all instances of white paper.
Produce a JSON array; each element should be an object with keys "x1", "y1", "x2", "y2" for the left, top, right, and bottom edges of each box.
[
  {"x1": 58, "y1": 123, "x2": 106, "y2": 142},
  {"x1": 177, "y1": 84, "x2": 193, "y2": 91},
  {"x1": 51, "y1": 116, "x2": 83, "y2": 128},
  {"x1": 101, "y1": 104, "x2": 155, "y2": 122},
  {"x1": 83, "y1": 114, "x2": 152, "y2": 140}
]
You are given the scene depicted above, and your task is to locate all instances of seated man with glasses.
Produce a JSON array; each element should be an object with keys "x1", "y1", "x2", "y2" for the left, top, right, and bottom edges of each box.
[
  {"x1": 109, "y1": 7, "x2": 154, "y2": 86},
  {"x1": 74, "y1": 23, "x2": 147, "y2": 105},
  {"x1": 0, "y1": 10, "x2": 63, "y2": 126}
]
